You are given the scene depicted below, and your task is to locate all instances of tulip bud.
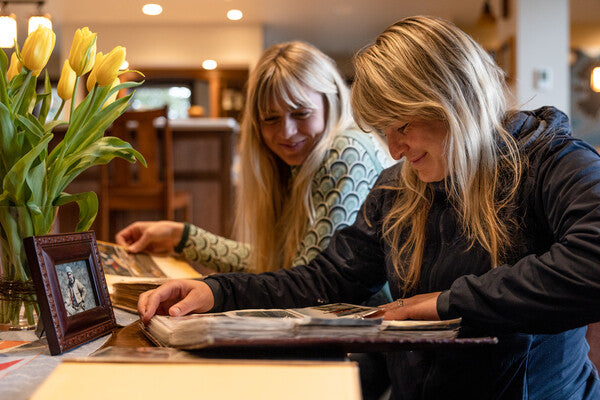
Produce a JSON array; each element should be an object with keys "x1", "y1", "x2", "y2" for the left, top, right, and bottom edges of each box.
[
  {"x1": 86, "y1": 51, "x2": 105, "y2": 92},
  {"x1": 7, "y1": 52, "x2": 21, "y2": 82},
  {"x1": 20, "y1": 25, "x2": 55, "y2": 76},
  {"x1": 57, "y1": 60, "x2": 76, "y2": 100},
  {"x1": 103, "y1": 77, "x2": 121, "y2": 109},
  {"x1": 68, "y1": 27, "x2": 97, "y2": 76},
  {"x1": 95, "y1": 46, "x2": 125, "y2": 87}
]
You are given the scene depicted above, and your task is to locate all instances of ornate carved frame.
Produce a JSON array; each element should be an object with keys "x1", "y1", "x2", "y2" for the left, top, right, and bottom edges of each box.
[{"x1": 24, "y1": 231, "x2": 116, "y2": 355}]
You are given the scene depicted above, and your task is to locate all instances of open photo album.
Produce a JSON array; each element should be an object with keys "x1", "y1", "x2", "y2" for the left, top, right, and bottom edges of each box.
[
  {"x1": 143, "y1": 303, "x2": 385, "y2": 348},
  {"x1": 97, "y1": 241, "x2": 203, "y2": 312}
]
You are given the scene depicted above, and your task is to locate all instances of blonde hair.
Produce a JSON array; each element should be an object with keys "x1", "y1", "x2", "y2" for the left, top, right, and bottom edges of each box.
[
  {"x1": 352, "y1": 16, "x2": 521, "y2": 293},
  {"x1": 237, "y1": 41, "x2": 353, "y2": 272}
]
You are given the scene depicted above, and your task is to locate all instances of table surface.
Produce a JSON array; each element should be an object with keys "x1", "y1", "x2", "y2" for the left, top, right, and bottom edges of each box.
[
  {"x1": 1, "y1": 309, "x2": 498, "y2": 400},
  {"x1": 0, "y1": 309, "x2": 139, "y2": 400}
]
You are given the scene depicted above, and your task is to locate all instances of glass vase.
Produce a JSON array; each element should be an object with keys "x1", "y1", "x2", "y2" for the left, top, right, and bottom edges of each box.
[{"x1": 0, "y1": 205, "x2": 57, "y2": 330}]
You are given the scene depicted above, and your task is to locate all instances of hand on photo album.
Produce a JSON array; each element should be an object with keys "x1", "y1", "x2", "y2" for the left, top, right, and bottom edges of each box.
[
  {"x1": 115, "y1": 220, "x2": 185, "y2": 254},
  {"x1": 137, "y1": 279, "x2": 214, "y2": 324}
]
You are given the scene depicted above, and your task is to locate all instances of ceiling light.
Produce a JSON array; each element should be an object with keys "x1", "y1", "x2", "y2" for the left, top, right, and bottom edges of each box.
[
  {"x1": 0, "y1": 13, "x2": 16, "y2": 48},
  {"x1": 227, "y1": 9, "x2": 243, "y2": 21},
  {"x1": 0, "y1": 1, "x2": 54, "y2": 47},
  {"x1": 28, "y1": 14, "x2": 51, "y2": 35},
  {"x1": 142, "y1": 4, "x2": 163, "y2": 16},
  {"x1": 202, "y1": 59, "x2": 217, "y2": 70},
  {"x1": 591, "y1": 67, "x2": 600, "y2": 93}
]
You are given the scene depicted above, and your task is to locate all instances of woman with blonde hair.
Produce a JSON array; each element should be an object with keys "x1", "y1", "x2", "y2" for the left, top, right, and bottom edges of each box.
[
  {"x1": 137, "y1": 17, "x2": 600, "y2": 398},
  {"x1": 117, "y1": 41, "x2": 392, "y2": 276}
]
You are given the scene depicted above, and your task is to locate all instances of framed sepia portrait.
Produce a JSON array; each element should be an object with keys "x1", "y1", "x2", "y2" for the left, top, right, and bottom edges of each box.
[{"x1": 24, "y1": 231, "x2": 116, "y2": 355}]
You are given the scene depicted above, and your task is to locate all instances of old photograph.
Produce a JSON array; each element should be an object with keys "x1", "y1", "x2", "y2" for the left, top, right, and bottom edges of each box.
[{"x1": 56, "y1": 259, "x2": 98, "y2": 317}]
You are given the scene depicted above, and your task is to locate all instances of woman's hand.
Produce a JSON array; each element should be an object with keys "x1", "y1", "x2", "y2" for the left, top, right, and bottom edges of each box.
[
  {"x1": 115, "y1": 221, "x2": 184, "y2": 254},
  {"x1": 379, "y1": 292, "x2": 442, "y2": 321},
  {"x1": 137, "y1": 279, "x2": 215, "y2": 324}
]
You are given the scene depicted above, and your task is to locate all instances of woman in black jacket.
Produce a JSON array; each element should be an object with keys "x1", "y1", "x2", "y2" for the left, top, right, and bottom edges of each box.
[{"x1": 138, "y1": 16, "x2": 600, "y2": 399}]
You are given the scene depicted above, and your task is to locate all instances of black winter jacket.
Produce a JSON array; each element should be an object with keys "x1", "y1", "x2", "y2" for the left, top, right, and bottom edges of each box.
[{"x1": 205, "y1": 107, "x2": 600, "y2": 399}]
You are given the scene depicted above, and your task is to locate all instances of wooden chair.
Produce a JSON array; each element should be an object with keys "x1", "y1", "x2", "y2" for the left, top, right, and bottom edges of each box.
[{"x1": 99, "y1": 106, "x2": 191, "y2": 241}]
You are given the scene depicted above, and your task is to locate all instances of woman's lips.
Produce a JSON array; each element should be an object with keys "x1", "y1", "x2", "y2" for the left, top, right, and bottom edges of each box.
[
  {"x1": 410, "y1": 153, "x2": 426, "y2": 165},
  {"x1": 280, "y1": 140, "x2": 306, "y2": 150}
]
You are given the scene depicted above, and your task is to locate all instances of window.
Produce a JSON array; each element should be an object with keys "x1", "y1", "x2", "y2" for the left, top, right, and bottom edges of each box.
[{"x1": 130, "y1": 79, "x2": 193, "y2": 119}]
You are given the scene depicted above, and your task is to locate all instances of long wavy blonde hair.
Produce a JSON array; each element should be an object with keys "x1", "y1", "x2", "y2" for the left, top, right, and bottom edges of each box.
[
  {"x1": 352, "y1": 16, "x2": 522, "y2": 293},
  {"x1": 236, "y1": 41, "x2": 353, "y2": 272}
]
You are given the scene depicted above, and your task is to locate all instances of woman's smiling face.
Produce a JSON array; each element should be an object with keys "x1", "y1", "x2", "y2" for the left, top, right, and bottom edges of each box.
[
  {"x1": 384, "y1": 118, "x2": 448, "y2": 182},
  {"x1": 259, "y1": 88, "x2": 326, "y2": 166}
]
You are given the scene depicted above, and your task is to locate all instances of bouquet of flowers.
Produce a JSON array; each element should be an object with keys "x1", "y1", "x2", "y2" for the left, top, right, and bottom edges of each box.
[{"x1": 0, "y1": 25, "x2": 145, "y2": 328}]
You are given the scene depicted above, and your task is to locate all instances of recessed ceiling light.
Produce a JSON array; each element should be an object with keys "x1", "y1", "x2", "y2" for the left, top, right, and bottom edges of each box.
[
  {"x1": 142, "y1": 4, "x2": 163, "y2": 16},
  {"x1": 227, "y1": 9, "x2": 243, "y2": 21},
  {"x1": 202, "y1": 60, "x2": 217, "y2": 70}
]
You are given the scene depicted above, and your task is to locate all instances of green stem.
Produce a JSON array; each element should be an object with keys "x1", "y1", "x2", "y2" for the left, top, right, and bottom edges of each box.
[
  {"x1": 69, "y1": 76, "x2": 80, "y2": 120},
  {"x1": 12, "y1": 69, "x2": 33, "y2": 116},
  {"x1": 53, "y1": 99, "x2": 66, "y2": 121}
]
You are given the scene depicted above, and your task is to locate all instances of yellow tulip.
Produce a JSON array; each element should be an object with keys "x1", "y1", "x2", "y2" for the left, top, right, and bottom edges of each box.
[
  {"x1": 68, "y1": 27, "x2": 97, "y2": 76},
  {"x1": 95, "y1": 46, "x2": 125, "y2": 87},
  {"x1": 86, "y1": 51, "x2": 105, "y2": 92},
  {"x1": 7, "y1": 53, "x2": 21, "y2": 81},
  {"x1": 20, "y1": 25, "x2": 55, "y2": 75},
  {"x1": 57, "y1": 60, "x2": 76, "y2": 100},
  {"x1": 103, "y1": 77, "x2": 121, "y2": 108}
]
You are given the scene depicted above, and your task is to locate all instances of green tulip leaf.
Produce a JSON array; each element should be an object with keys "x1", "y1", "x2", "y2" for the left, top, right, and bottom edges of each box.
[
  {"x1": 0, "y1": 48, "x2": 9, "y2": 106},
  {"x1": 0, "y1": 102, "x2": 16, "y2": 172},
  {"x1": 43, "y1": 120, "x2": 67, "y2": 133},
  {"x1": 54, "y1": 191, "x2": 98, "y2": 232},
  {"x1": 109, "y1": 80, "x2": 143, "y2": 95},
  {"x1": 59, "y1": 136, "x2": 145, "y2": 189},
  {"x1": 8, "y1": 71, "x2": 27, "y2": 99},
  {"x1": 25, "y1": 158, "x2": 47, "y2": 206},
  {"x1": 118, "y1": 69, "x2": 145, "y2": 78},
  {"x1": 13, "y1": 70, "x2": 35, "y2": 116},
  {"x1": 16, "y1": 114, "x2": 45, "y2": 139},
  {"x1": 37, "y1": 72, "x2": 52, "y2": 125},
  {"x1": 3, "y1": 133, "x2": 52, "y2": 204},
  {"x1": 0, "y1": 47, "x2": 7, "y2": 73},
  {"x1": 67, "y1": 94, "x2": 133, "y2": 156}
]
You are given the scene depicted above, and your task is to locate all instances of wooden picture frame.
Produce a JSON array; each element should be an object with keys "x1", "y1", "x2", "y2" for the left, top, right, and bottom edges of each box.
[{"x1": 24, "y1": 231, "x2": 116, "y2": 355}]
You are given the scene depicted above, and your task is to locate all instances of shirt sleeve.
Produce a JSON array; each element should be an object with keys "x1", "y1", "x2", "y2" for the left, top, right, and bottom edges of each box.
[
  {"x1": 441, "y1": 138, "x2": 600, "y2": 333},
  {"x1": 176, "y1": 224, "x2": 252, "y2": 273},
  {"x1": 292, "y1": 131, "x2": 391, "y2": 266},
  {"x1": 205, "y1": 169, "x2": 394, "y2": 313}
]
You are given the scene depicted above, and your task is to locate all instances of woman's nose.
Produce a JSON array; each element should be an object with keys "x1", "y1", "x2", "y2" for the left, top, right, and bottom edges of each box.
[
  {"x1": 281, "y1": 116, "x2": 297, "y2": 139},
  {"x1": 386, "y1": 133, "x2": 406, "y2": 160}
]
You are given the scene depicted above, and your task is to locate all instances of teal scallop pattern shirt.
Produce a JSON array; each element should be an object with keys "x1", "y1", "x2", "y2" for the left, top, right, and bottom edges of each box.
[{"x1": 177, "y1": 128, "x2": 393, "y2": 272}]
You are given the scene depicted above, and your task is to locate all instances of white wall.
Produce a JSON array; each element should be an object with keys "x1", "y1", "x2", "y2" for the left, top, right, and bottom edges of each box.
[
  {"x1": 60, "y1": 23, "x2": 264, "y2": 70},
  {"x1": 515, "y1": 0, "x2": 570, "y2": 113}
]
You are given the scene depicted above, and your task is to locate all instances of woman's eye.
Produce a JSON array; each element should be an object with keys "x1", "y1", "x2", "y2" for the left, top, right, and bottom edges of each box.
[
  {"x1": 293, "y1": 109, "x2": 311, "y2": 119},
  {"x1": 262, "y1": 116, "x2": 280, "y2": 124},
  {"x1": 397, "y1": 123, "x2": 409, "y2": 134}
]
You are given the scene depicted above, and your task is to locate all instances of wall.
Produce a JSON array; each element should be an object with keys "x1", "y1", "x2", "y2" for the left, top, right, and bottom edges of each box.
[
  {"x1": 514, "y1": 0, "x2": 570, "y2": 113},
  {"x1": 60, "y1": 23, "x2": 264, "y2": 71}
]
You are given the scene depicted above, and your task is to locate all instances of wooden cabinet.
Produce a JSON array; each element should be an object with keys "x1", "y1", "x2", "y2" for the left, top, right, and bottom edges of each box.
[
  {"x1": 121, "y1": 68, "x2": 248, "y2": 122},
  {"x1": 56, "y1": 118, "x2": 239, "y2": 239}
]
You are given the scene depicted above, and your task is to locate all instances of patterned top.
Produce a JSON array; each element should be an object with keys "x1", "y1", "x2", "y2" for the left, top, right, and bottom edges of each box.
[{"x1": 176, "y1": 128, "x2": 393, "y2": 272}]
